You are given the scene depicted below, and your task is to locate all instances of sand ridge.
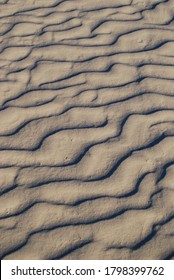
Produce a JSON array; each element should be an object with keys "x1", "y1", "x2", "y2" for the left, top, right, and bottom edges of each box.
[{"x1": 0, "y1": 0, "x2": 174, "y2": 260}]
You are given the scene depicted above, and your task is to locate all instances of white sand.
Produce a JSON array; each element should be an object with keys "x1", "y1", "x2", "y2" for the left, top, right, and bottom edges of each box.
[{"x1": 0, "y1": 0, "x2": 174, "y2": 260}]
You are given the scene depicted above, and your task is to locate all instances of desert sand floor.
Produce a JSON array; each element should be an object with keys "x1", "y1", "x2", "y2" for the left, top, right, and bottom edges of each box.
[{"x1": 0, "y1": 0, "x2": 174, "y2": 260}]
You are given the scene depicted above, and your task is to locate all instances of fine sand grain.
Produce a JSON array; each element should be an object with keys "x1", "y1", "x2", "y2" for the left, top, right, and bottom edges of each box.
[{"x1": 0, "y1": 0, "x2": 174, "y2": 260}]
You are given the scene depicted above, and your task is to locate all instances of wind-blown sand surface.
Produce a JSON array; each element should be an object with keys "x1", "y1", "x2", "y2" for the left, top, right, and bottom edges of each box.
[{"x1": 0, "y1": 0, "x2": 174, "y2": 260}]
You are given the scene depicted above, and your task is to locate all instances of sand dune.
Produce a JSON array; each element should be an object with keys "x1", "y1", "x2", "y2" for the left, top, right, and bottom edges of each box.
[{"x1": 0, "y1": 0, "x2": 174, "y2": 260}]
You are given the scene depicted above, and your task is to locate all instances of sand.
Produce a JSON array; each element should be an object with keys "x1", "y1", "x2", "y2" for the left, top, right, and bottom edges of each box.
[{"x1": 0, "y1": 0, "x2": 174, "y2": 260}]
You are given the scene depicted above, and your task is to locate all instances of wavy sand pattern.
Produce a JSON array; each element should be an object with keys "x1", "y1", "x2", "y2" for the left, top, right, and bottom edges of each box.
[{"x1": 0, "y1": 0, "x2": 174, "y2": 260}]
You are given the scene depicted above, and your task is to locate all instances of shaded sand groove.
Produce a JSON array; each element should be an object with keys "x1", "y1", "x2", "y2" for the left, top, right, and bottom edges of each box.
[{"x1": 0, "y1": 0, "x2": 174, "y2": 260}]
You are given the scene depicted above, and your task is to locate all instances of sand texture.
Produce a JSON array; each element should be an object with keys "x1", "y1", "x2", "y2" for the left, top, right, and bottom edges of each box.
[{"x1": 0, "y1": 0, "x2": 174, "y2": 260}]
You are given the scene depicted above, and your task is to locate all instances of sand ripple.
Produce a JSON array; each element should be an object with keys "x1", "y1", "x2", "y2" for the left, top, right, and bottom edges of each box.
[{"x1": 0, "y1": 0, "x2": 174, "y2": 260}]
